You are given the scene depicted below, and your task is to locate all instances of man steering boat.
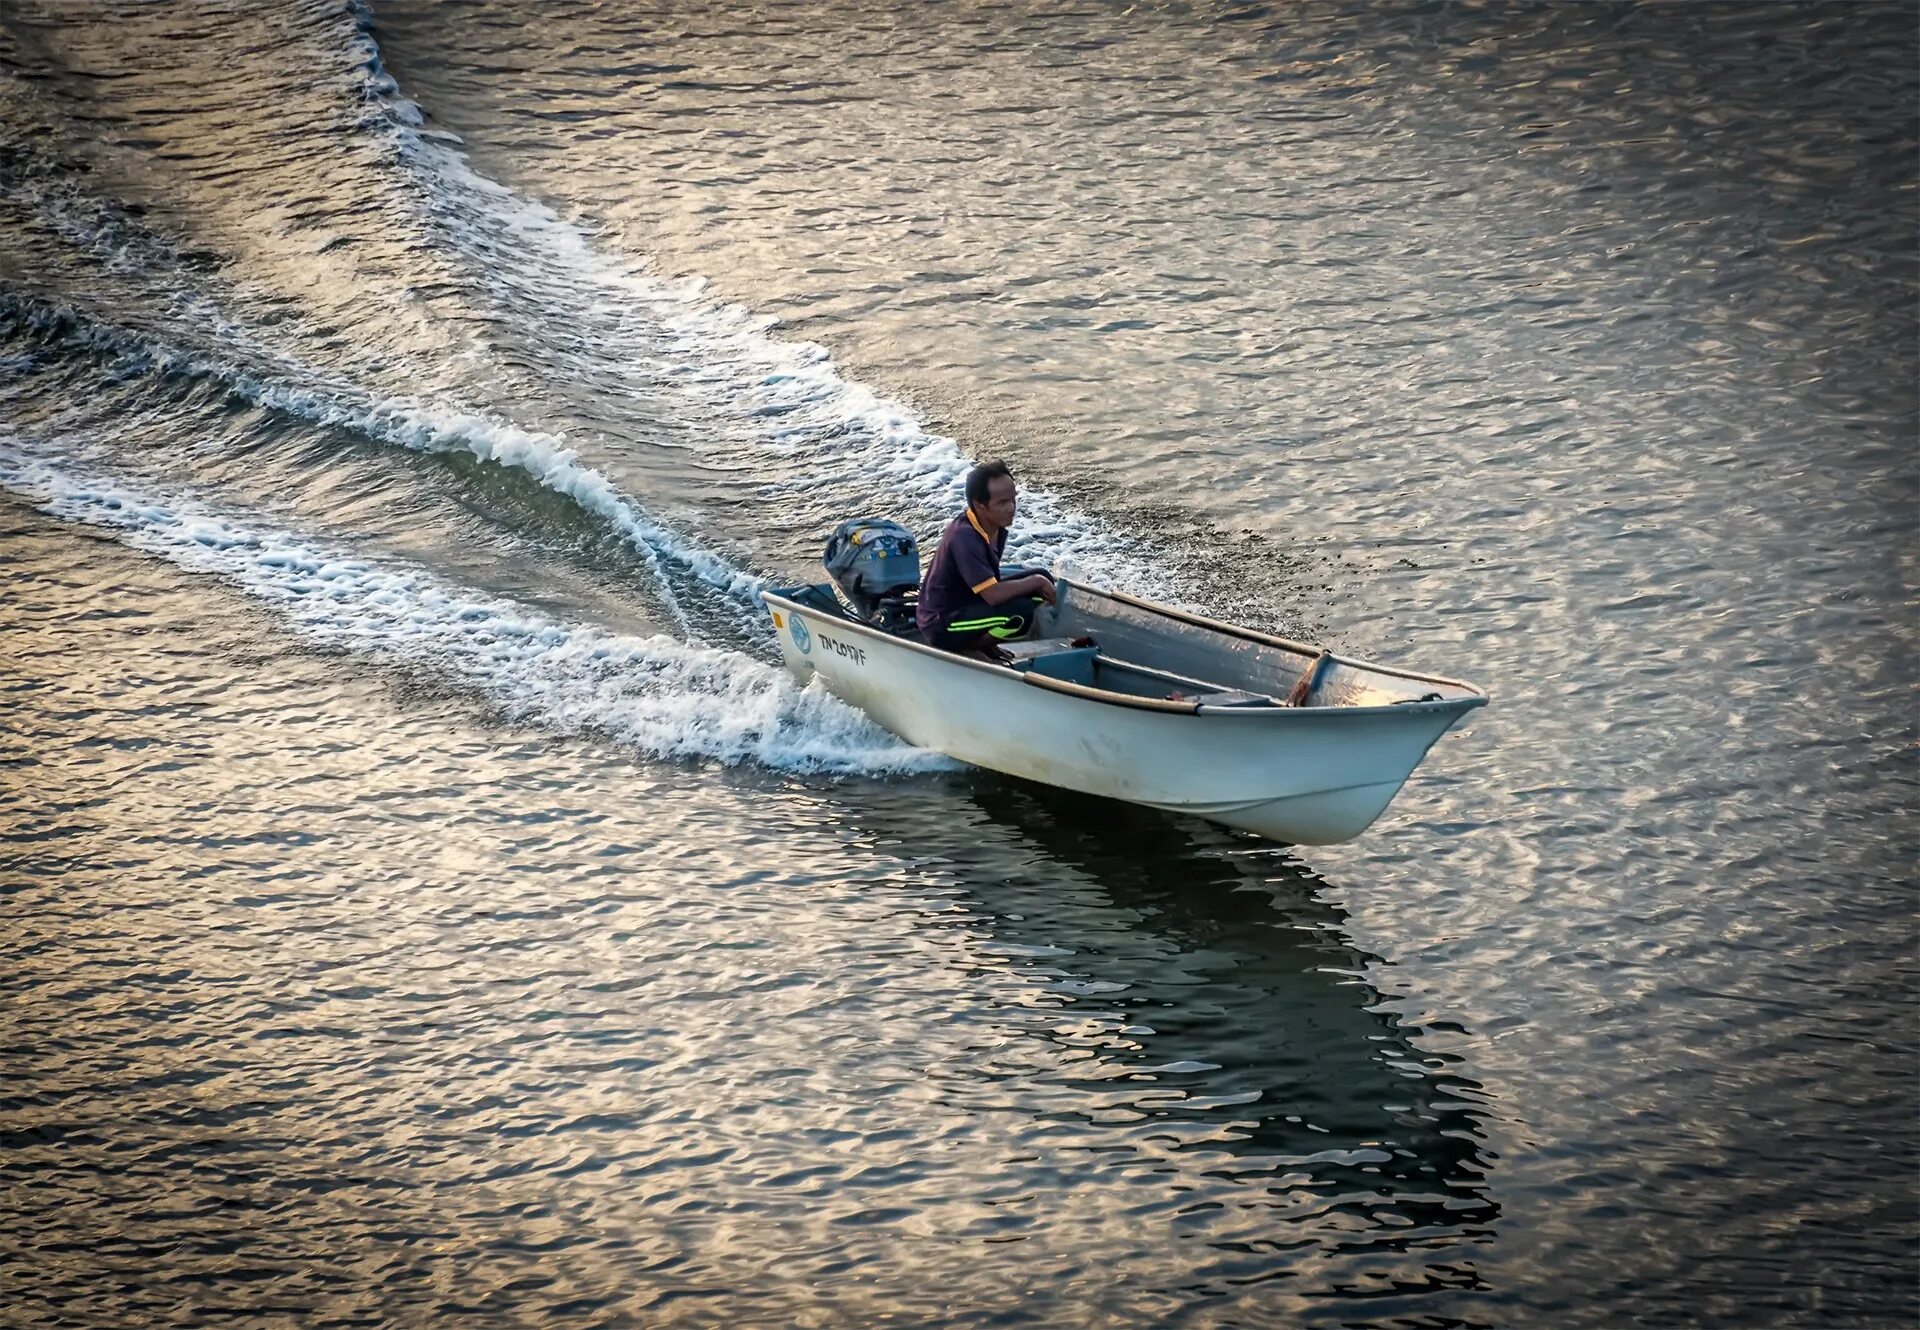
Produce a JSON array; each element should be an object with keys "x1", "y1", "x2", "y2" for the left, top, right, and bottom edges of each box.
[{"x1": 915, "y1": 460, "x2": 1056, "y2": 661}]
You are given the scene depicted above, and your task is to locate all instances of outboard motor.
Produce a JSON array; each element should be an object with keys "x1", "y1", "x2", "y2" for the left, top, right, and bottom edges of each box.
[{"x1": 824, "y1": 517, "x2": 921, "y2": 635}]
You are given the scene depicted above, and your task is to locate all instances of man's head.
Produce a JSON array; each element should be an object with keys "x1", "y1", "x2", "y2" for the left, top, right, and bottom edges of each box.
[{"x1": 965, "y1": 460, "x2": 1017, "y2": 532}]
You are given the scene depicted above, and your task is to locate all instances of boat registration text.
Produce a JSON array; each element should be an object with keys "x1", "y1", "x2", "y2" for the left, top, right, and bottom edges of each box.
[{"x1": 816, "y1": 632, "x2": 868, "y2": 666}]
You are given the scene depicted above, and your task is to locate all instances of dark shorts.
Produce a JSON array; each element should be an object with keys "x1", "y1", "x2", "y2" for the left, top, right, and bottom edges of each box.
[{"x1": 923, "y1": 595, "x2": 1043, "y2": 653}]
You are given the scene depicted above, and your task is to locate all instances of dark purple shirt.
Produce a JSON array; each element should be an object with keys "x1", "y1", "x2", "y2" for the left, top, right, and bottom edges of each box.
[{"x1": 916, "y1": 509, "x2": 1006, "y2": 635}]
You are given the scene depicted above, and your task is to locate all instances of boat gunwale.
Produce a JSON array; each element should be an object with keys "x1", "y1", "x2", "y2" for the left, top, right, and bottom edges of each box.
[
  {"x1": 1089, "y1": 582, "x2": 1489, "y2": 700},
  {"x1": 761, "y1": 582, "x2": 1488, "y2": 720}
]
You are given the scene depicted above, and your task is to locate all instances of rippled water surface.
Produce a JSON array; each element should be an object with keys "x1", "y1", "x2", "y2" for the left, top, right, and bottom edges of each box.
[{"x1": 2, "y1": 2, "x2": 1915, "y2": 1326}]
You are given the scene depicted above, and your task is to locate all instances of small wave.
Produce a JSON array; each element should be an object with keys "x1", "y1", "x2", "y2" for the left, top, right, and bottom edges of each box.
[
  {"x1": 411, "y1": 162, "x2": 1175, "y2": 594},
  {"x1": 0, "y1": 296, "x2": 765, "y2": 636},
  {"x1": 339, "y1": 6, "x2": 1181, "y2": 601},
  {"x1": 0, "y1": 439, "x2": 939, "y2": 776},
  {"x1": 7, "y1": 2, "x2": 1185, "y2": 618}
]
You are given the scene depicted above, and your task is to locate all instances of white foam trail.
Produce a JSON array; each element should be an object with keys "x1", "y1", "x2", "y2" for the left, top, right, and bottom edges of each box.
[
  {"x1": 341, "y1": 8, "x2": 1182, "y2": 601},
  {"x1": 496, "y1": 188, "x2": 1177, "y2": 596},
  {"x1": 3, "y1": 299, "x2": 765, "y2": 635},
  {"x1": 14, "y1": 3, "x2": 1181, "y2": 617},
  {"x1": 0, "y1": 442, "x2": 943, "y2": 776}
]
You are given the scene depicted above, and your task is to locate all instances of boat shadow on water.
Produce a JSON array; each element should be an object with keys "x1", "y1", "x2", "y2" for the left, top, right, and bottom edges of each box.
[{"x1": 823, "y1": 768, "x2": 1504, "y2": 1294}]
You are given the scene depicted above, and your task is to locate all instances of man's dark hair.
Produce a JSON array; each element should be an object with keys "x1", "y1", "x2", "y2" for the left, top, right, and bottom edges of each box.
[{"x1": 965, "y1": 460, "x2": 1013, "y2": 505}]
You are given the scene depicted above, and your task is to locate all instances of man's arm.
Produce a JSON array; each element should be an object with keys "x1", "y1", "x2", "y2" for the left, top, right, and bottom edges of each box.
[
  {"x1": 980, "y1": 572, "x2": 1055, "y2": 606},
  {"x1": 953, "y1": 524, "x2": 1054, "y2": 607}
]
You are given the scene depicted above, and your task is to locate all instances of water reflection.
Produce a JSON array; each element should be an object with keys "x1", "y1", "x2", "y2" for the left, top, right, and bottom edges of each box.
[
  {"x1": 823, "y1": 772, "x2": 1500, "y2": 1303},
  {"x1": 8, "y1": 499, "x2": 1500, "y2": 1322}
]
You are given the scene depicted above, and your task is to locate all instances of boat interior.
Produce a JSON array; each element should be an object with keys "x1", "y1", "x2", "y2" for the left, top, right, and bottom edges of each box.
[
  {"x1": 775, "y1": 576, "x2": 1480, "y2": 711},
  {"x1": 996, "y1": 638, "x2": 1278, "y2": 707}
]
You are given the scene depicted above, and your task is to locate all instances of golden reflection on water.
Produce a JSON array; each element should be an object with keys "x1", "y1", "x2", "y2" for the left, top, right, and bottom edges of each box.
[
  {"x1": 4, "y1": 516, "x2": 1494, "y2": 1324},
  {"x1": 4, "y1": 0, "x2": 1913, "y2": 1323}
]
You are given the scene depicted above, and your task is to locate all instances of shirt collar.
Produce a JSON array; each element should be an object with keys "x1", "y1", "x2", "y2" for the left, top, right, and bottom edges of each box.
[{"x1": 965, "y1": 507, "x2": 995, "y2": 542}]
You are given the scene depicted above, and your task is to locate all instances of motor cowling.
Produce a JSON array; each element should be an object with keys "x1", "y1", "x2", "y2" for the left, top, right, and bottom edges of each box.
[{"x1": 823, "y1": 517, "x2": 921, "y2": 633}]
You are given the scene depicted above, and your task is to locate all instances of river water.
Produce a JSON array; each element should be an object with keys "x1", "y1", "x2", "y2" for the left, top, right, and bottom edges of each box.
[{"x1": 2, "y1": 2, "x2": 1914, "y2": 1326}]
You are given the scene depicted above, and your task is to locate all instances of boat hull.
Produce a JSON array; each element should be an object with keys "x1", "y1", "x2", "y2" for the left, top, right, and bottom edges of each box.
[{"x1": 764, "y1": 590, "x2": 1482, "y2": 846}]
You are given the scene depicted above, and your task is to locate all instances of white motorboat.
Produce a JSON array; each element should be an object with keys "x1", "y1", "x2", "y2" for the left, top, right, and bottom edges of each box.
[{"x1": 763, "y1": 528, "x2": 1485, "y2": 845}]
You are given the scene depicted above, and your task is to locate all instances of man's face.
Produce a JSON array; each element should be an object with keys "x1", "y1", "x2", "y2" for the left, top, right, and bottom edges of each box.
[{"x1": 980, "y1": 474, "x2": 1017, "y2": 529}]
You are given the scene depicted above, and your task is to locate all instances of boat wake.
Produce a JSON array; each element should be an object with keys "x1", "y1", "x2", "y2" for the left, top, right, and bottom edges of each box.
[
  {"x1": 0, "y1": 297, "x2": 765, "y2": 639},
  {"x1": 340, "y1": 0, "x2": 1187, "y2": 601},
  {"x1": 0, "y1": 439, "x2": 944, "y2": 776},
  {"x1": 0, "y1": 0, "x2": 1206, "y2": 780}
]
